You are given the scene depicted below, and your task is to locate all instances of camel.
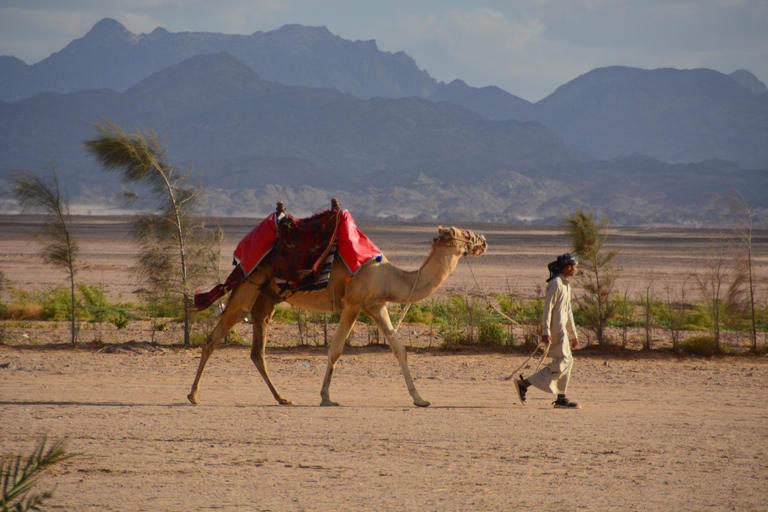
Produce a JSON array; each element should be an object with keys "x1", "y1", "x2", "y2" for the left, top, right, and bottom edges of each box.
[{"x1": 187, "y1": 225, "x2": 487, "y2": 407}]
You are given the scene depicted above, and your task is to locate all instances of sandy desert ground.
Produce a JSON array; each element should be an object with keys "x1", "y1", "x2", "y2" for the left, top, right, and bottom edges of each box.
[{"x1": 1, "y1": 214, "x2": 767, "y2": 511}]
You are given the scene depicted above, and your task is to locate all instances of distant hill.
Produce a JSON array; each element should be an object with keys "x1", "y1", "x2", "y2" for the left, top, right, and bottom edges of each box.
[
  {"x1": 428, "y1": 79, "x2": 538, "y2": 121},
  {"x1": 730, "y1": 69, "x2": 768, "y2": 95},
  {"x1": 530, "y1": 66, "x2": 768, "y2": 169},
  {"x1": 1, "y1": 20, "x2": 766, "y2": 226},
  {"x1": 1, "y1": 52, "x2": 764, "y2": 226},
  {"x1": 430, "y1": 67, "x2": 768, "y2": 169},
  {"x1": 0, "y1": 18, "x2": 437, "y2": 102},
  {"x1": 0, "y1": 52, "x2": 583, "y2": 189},
  {"x1": 2, "y1": 19, "x2": 766, "y2": 170}
]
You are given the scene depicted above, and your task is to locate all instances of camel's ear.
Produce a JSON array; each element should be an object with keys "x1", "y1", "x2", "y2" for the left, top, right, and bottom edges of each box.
[{"x1": 437, "y1": 226, "x2": 446, "y2": 235}]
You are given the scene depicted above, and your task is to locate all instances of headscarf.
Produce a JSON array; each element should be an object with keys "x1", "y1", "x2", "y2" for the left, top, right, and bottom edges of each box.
[{"x1": 546, "y1": 253, "x2": 578, "y2": 282}]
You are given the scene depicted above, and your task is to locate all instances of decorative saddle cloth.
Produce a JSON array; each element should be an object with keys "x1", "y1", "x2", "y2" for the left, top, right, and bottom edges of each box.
[
  {"x1": 271, "y1": 208, "x2": 341, "y2": 291},
  {"x1": 194, "y1": 208, "x2": 382, "y2": 311}
]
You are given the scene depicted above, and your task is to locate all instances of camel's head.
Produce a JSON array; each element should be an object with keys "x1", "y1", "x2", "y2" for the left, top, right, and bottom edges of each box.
[{"x1": 435, "y1": 227, "x2": 487, "y2": 257}]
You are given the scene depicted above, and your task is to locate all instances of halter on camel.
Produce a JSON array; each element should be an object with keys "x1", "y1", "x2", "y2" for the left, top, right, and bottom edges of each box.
[{"x1": 392, "y1": 227, "x2": 488, "y2": 333}]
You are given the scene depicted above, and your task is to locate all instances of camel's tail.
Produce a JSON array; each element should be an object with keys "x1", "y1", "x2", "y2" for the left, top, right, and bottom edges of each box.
[{"x1": 194, "y1": 265, "x2": 246, "y2": 311}]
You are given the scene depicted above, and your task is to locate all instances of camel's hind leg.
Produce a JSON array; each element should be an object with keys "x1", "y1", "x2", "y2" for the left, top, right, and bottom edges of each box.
[
  {"x1": 365, "y1": 304, "x2": 430, "y2": 407},
  {"x1": 320, "y1": 305, "x2": 361, "y2": 406},
  {"x1": 250, "y1": 294, "x2": 292, "y2": 405},
  {"x1": 187, "y1": 281, "x2": 261, "y2": 404}
]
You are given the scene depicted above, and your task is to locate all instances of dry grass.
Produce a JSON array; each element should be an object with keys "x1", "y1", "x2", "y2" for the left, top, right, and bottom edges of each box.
[{"x1": 3, "y1": 303, "x2": 44, "y2": 320}]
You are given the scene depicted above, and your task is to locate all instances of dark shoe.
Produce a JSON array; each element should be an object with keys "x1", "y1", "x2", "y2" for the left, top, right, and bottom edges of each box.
[
  {"x1": 552, "y1": 397, "x2": 581, "y2": 409},
  {"x1": 514, "y1": 375, "x2": 527, "y2": 405}
]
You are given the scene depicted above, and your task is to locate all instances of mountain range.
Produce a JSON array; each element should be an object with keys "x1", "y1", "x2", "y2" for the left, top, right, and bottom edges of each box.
[{"x1": 0, "y1": 18, "x2": 766, "y2": 226}]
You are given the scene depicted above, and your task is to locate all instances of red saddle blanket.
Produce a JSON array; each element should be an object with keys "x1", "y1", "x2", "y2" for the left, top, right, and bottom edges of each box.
[
  {"x1": 194, "y1": 209, "x2": 382, "y2": 310},
  {"x1": 235, "y1": 209, "x2": 381, "y2": 278}
]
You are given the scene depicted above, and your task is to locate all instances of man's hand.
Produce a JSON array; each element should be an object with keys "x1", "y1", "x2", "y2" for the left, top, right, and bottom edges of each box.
[
  {"x1": 571, "y1": 338, "x2": 579, "y2": 349},
  {"x1": 541, "y1": 334, "x2": 551, "y2": 345}
]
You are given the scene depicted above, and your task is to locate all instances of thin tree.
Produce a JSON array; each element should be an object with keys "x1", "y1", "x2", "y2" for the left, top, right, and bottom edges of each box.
[
  {"x1": 697, "y1": 232, "x2": 733, "y2": 354},
  {"x1": 563, "y1": 208, "x2": 618, "y2": 345},
  {"x1": 663, "y1": 274, "x2": 693, "y2": 350},
  {"x1": 84, "y1": 120, "x2": 204, "y2": 345},
  {"x1": 615, "y1": 282, "x2": 635, "y2": 349},
  {"x1": 10, "y1": 165, "x2": 79, "y2": 344},
  {"x1": 725, "y1": 192, "x2": 758, "y2": 351},
  {"x1": 639, "y1": 279, "x2": 656, "y2": 351}
]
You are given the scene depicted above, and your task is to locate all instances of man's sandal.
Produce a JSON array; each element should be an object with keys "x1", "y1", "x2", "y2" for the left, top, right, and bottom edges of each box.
[
  {"x1": 514, "y1": 375, "x2": 527, "y2": 405},
  {"x1": 552, "y1": 398, "x2": 581, "y2": 409}
]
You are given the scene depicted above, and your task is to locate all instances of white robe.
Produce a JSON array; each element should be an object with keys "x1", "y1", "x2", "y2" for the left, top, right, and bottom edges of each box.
[{"x1": 527, "y1": 275, "x2": 577, "y2": 395}]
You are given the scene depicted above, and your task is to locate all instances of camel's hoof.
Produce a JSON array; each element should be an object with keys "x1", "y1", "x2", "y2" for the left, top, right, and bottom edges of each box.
[
  {"x1": 187, "y1": 393, "x2": 198, "y2": 405},
  {"x1": 320, "y1": 399, "x2": 339, "y2": 407},
  {"x1": 414, "y1": 399, "x2": 431, "y2": 408},
  {"x1": 277, "y1": 398, "x2": 293, "y2": 405}
]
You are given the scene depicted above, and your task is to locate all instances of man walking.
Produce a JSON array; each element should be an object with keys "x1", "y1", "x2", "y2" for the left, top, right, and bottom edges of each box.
[{"x1": 515, "y1": 253, "x2": 581, "y2": 409}]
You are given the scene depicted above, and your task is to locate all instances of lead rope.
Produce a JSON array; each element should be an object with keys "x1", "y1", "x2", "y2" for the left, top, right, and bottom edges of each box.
[
  {"x1": 463, "y1": 256, "x2": 521, "y2": 327},
  {"x1": 463, "y1": 256, "x2": 551, "y2": 381},
  {"x1": 392, "y1": 267, "x2": 420, "y2": 334}
]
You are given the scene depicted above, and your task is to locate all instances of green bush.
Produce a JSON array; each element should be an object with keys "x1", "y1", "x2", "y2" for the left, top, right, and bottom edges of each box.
[
  {"x1": 41, "y1": 287, "x2": 76, "y2": 321},
  {"x1": 434, "y1": 295, "x2": 514, "y2": 346},
  {"x1": 79, "y1": 284, "x2": 137, "y2": 323},
  {"x1": 438, "y1": 322, "x2": 467, "y2": 346},
  {"x1": 3, "y1": 285, "x2": 136, "y2": 323},
  {"x1": 142, "y1": 296, "x2": 183, "y2": 318},
  {"x1": 478, "y1": 320, "x2": 510, "y2": 345},
  {"x1": 493, "y1": 293, "x2": 542, "y2": 325},
  {"x1": 188, "y1": 331, "x2": 209, "y2": 346},
  {"x1": 112, "y1": 316, "x2": 130, "y2": 329},
  {"x1": 678, "y1": 335, "x2": 731, "y2": 355}
]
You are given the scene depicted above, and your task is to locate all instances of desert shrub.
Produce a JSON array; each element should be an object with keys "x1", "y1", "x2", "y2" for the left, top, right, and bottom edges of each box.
[
  {"x1": 112, "y1": 315, "x2": 130, "y2": 329},
  {"x1": 355, "y1": 310, "x2": 375, "y2": 325},
  {"x1": 272, "y1": 305, "x2": 298, "y2": 323},
  {"x1": 493, "y1": 293, "x2": 542, "y2": 325},
  {"x1": 435, "y1": 295, "x2": 498, "y2": 346},
  {"x1": 678, "y1": 335, "x2": 731, "y2": 355},
  {"x1": 3, "y1": 285, "x2": 136, "y2": 323},
  {"x1": 41, "y1": 287, "x2": 79, "y2": 321},
  {"x1": 478, "y1": 320, "x2": 511, "y2": 345},
  {"x1": 611, "y1": 294, "x2": 638, "y2": 325},
  {"x1": 188, "y1": 331, "x2": 209, "y2": 346},
  {"x1": 9, "y1": 288, "x2": 43, "y2": 307},
  {"x1": 438, "y1": 322, "x2": 466, "y2": 346},
  {"x1": 79, "y1": 284, "x2": 136, "y2": 323},
  {"x1": 224, "y1": 330, "x2": 249, "y2": 346},
  {"x1": 139, "y1": 292, "x2": 183, "y2": 319},
  {"x1": 754, "y1": 304, "x2": 768, "y2": 331},
  {"x1": 403, "y1": 302, "x2": 434, "y2": 324},
  {"x1": 3, "y1": 303, "x2": 44, "y2": 321},
  {"x1": 682, "y1": 305, "x2": 713, "y2": 331}
]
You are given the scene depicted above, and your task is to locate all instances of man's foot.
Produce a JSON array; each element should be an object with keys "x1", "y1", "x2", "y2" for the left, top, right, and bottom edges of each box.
[
  {"x1": 514, "y1": 375, "x2": 528, "y2": 405},
  {"x1": 552, "y1": 397, "x2": 581, "y2": 409}
]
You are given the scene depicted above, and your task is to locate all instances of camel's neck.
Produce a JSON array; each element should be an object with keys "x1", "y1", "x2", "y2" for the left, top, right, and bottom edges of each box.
[{"x1": 402, "y1": 245, "x2": 463, "y2": 302}]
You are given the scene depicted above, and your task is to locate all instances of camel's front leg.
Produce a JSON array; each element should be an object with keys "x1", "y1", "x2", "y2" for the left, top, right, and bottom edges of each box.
[
  {"x1": 320, "y1": 305, "x2": 361, "y2": 406},
  {"x1": 365, "y1": 304, "x2": 430, "y2": 407},
  {"x1": 250, "y1": 294, "x2": 292, "y2": 405},
  {"x1": 187, "y1": 281, "x2": 260, "y2": 404}
]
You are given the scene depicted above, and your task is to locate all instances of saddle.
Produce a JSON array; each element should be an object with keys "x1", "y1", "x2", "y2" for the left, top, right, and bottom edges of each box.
[
  {"x1": 271, "y1": 207, "x2": 341, "y2": 291},
  {"x1": 194, "y1": 199, "x2": 381, "y2": 311}
]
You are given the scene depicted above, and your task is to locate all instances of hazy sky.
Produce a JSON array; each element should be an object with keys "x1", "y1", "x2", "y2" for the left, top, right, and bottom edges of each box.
[{"x1": 1, "y1": 0, "x2": 766, "y2": 102}]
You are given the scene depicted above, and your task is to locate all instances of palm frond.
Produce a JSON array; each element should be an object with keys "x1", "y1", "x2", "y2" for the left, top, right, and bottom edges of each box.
[{"x1": 1, "y1": 436, "x2": 74, "y2": 512}]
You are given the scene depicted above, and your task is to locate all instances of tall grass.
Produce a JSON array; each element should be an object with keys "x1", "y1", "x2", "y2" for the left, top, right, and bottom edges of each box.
[{"x1": 1, "y1": 284, "x2": 136, "y2": 324}]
